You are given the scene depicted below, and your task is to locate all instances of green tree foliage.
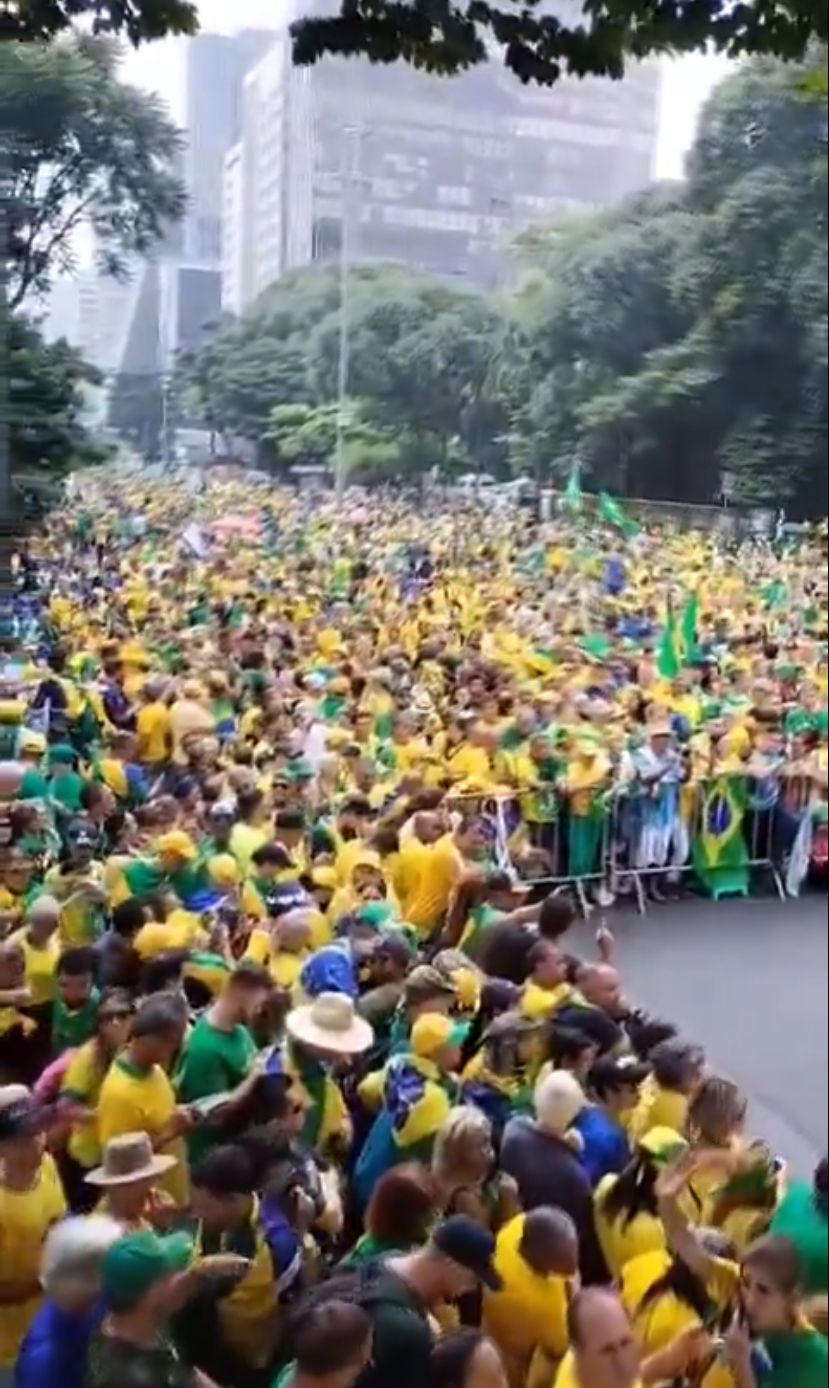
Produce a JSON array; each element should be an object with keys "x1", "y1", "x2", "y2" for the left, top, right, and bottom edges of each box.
[
  {"x1": 504, "y1": 54, "x2": 827, "y2": 516},
  {"x1": 0, "y1": 0, "x2": 196, "y2": 44},
  {"x1": 0, "y1": 35, "x2": 185, "y2": 309},
  {"x1": 9, "y1": 315, "x2": 109, "y2": 496},
  {"x1": 265, "y1": 399, "x2": 402, "y2": 480},
  {"x1": 180, "y1": 264, "x2": 508, "y2": 478},
  {"x1": 181, "y1": 55, "x2": 826, "y2": 517},
  {"x1": 291, "y1": 0, "x2": 826, "y2": 88}
]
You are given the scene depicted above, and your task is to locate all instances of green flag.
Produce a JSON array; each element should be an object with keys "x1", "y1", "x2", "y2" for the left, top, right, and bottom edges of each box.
[
  {"x1": 657, "y1": 608, "x2": 681, "y2": 679},
  {"x1": 679, "y1": 591, "x2": 700, "y2": 665},
  {"x1": 598, "y1": 491, "x2": 639, "y2": 538},
  {"x1": 563, "y1": 463, "x2": 583, "y2": 515},
  {"x1": 658, "y1": 590, "x2": 699, "y2": 677}
]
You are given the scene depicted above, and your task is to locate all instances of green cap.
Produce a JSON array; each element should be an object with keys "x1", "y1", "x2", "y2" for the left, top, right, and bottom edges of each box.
[
  {"x1": 357, "y1": 901, "x2": 395, "y2": 930},
  {"x1": 48, "y1": 743, "x2": 77, "y2": 766},
  {"x1": 285, "y1": 757, "x2": 314, "y2": 782},
  {"x1": 101, "y1": 1231, "x2": 194, "y2": 1311}
]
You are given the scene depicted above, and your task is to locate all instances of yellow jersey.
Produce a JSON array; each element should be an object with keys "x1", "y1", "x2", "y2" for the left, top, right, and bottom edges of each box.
[
  {"x1": 97, "y1": 1056, "x2": 188, "y2": 1207},
  {"x1": 483, "y1": 1214, "x2": 570, "y2": 1370},
  {"x1": 0, "y1": 1155, "x2": 67, "y2": 1367},
  {"x1": 9, "y1": 927, "x2": 59, "y2": 1007}
]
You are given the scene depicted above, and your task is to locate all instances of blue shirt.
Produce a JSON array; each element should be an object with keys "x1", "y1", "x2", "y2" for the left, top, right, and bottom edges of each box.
[
  {"x1": 574, "y1": 1105, "x2": 631, "y2": 1187},
  {"x1": 15, "y1": 1300, "x2": 102, "y2": 1388}
]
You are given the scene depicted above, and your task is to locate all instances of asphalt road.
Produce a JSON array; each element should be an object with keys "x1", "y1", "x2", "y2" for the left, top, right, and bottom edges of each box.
[{"x1": 571, "y1": 893, "x2": 828, "y2": 1176}]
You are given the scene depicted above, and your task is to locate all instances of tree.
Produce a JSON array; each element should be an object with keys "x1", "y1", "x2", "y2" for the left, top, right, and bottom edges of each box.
[
  {"x1": 291, "y1": 0, "x2": 826, "y2": 89},
  {"x1": 0, "y1": 35, "x2": 185, "y2": 310},
  {"x1": 0, "y1": 1, "x2": 196, "y2": 44},
  {"x1": 264, "y1": 399, "x2": 402, "y2": 480},
  {"x1": 182, "y1": 263, "x2": 508, "y2": 478},
  {"x1": 503, "y1": 55, "x2": 827, "y2": 515},
  {"x1": 9, "y1": 315, "x2": 109, "y2": 494}
]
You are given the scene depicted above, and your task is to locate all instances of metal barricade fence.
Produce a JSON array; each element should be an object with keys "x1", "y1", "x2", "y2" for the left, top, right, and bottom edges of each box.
[{"x1": 445, "y1": 773, "x2": 824, "y2": 917}]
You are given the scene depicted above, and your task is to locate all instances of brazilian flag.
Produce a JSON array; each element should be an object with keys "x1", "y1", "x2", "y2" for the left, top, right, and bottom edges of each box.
[
  {"x1": 693, "y1": 775, "x2": 749, "y2": 897},
  {"x1": 657, "y1": 591, "x2": 699, "y2": 678}
]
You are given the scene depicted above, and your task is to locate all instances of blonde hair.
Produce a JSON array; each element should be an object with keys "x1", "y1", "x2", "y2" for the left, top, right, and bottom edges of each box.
[
  {"x1": 687, "y1": 1076, "x2": 747, "y2": 1146},
  {"x1": 433, "y1": 1106, "x2": 492, "y2": 1183}
]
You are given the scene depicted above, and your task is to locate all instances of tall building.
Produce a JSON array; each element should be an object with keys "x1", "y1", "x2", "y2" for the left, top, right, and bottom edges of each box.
[
  {"x1": 183, "y1": 29, "x2": 273, "y2": 264},
  {"x1": 222, "y1": 17, "x2": 660, "y2": 313},
  {"x1": 111, "y1": 28, "x2": 272, "y2": 435}
]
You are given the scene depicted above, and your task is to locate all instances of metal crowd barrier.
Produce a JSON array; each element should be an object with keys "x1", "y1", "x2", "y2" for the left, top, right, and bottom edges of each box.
[{"x1": 446, "y1": 773, "x2": 825, "y2": 917}]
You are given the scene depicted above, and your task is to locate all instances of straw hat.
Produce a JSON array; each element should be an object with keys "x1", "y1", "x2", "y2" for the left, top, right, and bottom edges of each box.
[
  {"x1": 286, "y1": 992, "x2": 373, "y2": 1056},
  {"x1": 86, "y1": 1132, "x2": 178, "y2": 1188}
]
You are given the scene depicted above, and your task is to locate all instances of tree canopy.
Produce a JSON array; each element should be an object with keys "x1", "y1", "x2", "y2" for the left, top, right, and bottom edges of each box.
[
  {"x1": 3, "y1": 0, "x2": 826, "y2": 91},
  {"x1": 0, "y1": 0, "x2": 196, "y2": 44},
  {"x1": 174, "y1": 54, "x2": 826, "y2": 518},
  {"x1": 1, "y1": 34, "x2": 185, "y2": 310},
  {"x1": 291, "y1": 0, "x2": 827, "y2": 87}
]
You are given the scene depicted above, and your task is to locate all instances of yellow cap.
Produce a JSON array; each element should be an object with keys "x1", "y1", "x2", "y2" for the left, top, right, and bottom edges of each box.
[{"x1": 156, "y1": 830, "x2": 198, "y2": 862}]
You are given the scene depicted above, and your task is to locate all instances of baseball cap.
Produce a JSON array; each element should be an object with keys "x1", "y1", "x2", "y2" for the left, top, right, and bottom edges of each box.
[
  {"x1": 208, "y1": 800, "x2": 237, "y2": 821},
  {"x1": 100, "y1": 1231, "x2": 194, "y2": 1311},
  {"x1": 0, "y1": 1091, "x2": 48, "y2": 1143},
  {"x1": 411, "y1": 1012, "x2": 470, "y2": 1060},
  {"x1": 638, "y1": 1127, "x2": 688, "y2": 1165},
  {"x1": 432, "y1": 1216, "x2": 501, "y2": 1291},
  {"x1": 403, "y1": 964, "x2": 455, "y2": 1005}
]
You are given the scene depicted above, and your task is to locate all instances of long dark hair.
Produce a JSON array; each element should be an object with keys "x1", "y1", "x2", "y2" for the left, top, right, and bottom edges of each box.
[
  {"x1": 638, "y1": 1254, "x2": 712, "y2": 1324},
  {"x1": 601, "y1": 1152, "x2": 659, "y2": 1229}
]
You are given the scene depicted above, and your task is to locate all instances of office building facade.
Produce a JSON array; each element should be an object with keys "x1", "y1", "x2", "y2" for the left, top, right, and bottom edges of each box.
[{"x1": 223, "y1": 18, "x2": 660, "y2": 313}]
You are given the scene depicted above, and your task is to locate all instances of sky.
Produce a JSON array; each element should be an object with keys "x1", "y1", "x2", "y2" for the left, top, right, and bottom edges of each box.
[{"x1": 124, "y1": 0, "x2": 731, "y2": 181}]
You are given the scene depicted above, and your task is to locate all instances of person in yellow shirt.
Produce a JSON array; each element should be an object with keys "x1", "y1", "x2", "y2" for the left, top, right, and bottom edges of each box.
[
  {"x1": 594, "y1": 1128, "x2": 688, "y2": 1280},
  {"x1": 628, "y1": 1039, "x2": 706, "y2": 1143},
  {"x1": 228, "y1": 788, "x2": 270, "y2": 874},
  {"x1": 483, "y1": 1208, "x2": 578, "y2": 1388},
  {"x1": 520, "y1": 941, "x2": 579, "y2": 1022},
  {"x1": 0, "y1": 1088, "x2": 68, "y2": 1371},
  {"x1": 553, "y1": 1286, "x2": 709, "y2": 1388},
  {"x1": 403, "y1": 816, "x2": 488, "y2": 940},
  {"x1": 10, "y1": 894, "x2": 61, "y2": 1027},
  {"x1": 59, "y1": 990, "x2": 135, "y2": 1206},
  {"x1": 96, "y1": 992, "x2": 192, "y2": 1208},
  {"x1": 135, "y1": 677, "x2": 172, "y2": 767}
]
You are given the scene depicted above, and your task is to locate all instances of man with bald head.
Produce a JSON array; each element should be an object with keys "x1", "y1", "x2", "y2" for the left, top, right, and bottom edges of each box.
[
  {"x1": 576, "y1": 964, "x2": 627, "y2": 1021},
  {"x1": 556, "y1": 1287, "x2": 708, "y2": 1388},
  {"x1": 484, "y1": 1207, "x2": 579, "y2": 1388}
]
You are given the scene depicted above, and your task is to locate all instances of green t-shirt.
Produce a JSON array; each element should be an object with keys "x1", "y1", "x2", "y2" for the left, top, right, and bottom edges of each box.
[
  {"x1": 122, "y1": 857, "x2": 167, "y2": 898},
  {"x1": 769, "y1": 1180, "x2": 828, "y2": 1295},
  {"x1": 53, "y1": 988, "x2": 100, "y2": 1054},
  {"x1": 176, "y1": 1013, "x2": 257, "y2": 1161},
  {"x1": 19, "y1": 767, "x2": 49, "y2": 800},
  {"x1": 760, "y1": 1326, "x2": 829, "y2": 1388},
  {"x1": 85, "y1": 1330, "x2": 192, "y2": 1388},
  {"x1": 49, "y1": 769, "x2": 86, "y2": 812}
]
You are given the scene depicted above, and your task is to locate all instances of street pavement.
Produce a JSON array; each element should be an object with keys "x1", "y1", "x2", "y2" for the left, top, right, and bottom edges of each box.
[{"x1": 571, "y1": 893, "x2": 828, "y2": 1176}]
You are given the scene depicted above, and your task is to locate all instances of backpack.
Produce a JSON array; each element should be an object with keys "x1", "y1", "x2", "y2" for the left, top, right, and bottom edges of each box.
[{"x1": 284, "y1": 1260, "x2": 419, "y2": 1352}]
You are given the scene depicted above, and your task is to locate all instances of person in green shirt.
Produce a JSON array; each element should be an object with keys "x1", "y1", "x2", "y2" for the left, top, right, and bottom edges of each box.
[
  {"x1": 769, "y1": 1157, "x2": 828, "y2": 1295},
  {"x1": 53, "y1": 947, "x2": 100, "y2": 1054},
  {"x1": 176, "y1": 961, "x2": 270, "y2": 1161},
  {"x1": 47, "y1": 743, "x2": 87, "y2": 813},
  {"x1": 272, "y1": 1300, "x2": 373, "y2": 1388}
]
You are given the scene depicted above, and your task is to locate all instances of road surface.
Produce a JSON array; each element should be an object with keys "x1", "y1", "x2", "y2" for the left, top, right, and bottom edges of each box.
[{"x1": 572, "y1": 894, "x2": 827, "y2": 1176}]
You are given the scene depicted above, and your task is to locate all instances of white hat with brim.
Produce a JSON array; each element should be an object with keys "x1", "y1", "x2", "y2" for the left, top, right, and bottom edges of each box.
[
  {"x1": 286, "y1": 992, "x2": 374, "y2": 1056},
  {"x1": 86, "y1": 1132, "x2": 178, "y2": 1188}
]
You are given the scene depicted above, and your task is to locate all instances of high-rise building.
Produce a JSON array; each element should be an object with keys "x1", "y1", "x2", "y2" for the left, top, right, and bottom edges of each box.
[
  {"x1": 222, "y1": 14, "x2": 660, "y2": 313},
  {"x1": 183, "y1": 28, "x2": 274, "y2": 265}
]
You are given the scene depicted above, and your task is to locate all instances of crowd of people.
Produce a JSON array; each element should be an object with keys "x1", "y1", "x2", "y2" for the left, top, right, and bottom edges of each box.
[{"x1": 0, "y1": 472, "x2": 826, "y2": 1388}]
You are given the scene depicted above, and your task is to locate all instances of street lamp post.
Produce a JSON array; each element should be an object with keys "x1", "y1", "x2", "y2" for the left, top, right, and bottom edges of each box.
[{"x1": 334, "y1": 124, "x2": 365, "y2": 501}]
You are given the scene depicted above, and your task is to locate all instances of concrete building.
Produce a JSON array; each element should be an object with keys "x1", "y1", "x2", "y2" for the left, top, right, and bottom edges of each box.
[{"x1": 222, "y1": 14, "x2": 660, "y2": 313}]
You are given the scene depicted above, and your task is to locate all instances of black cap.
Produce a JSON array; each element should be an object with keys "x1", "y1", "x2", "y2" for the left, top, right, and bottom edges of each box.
[
  {"x1": 432, "y1": 1215, "x2": 502, "y2": 1291},
  {"x1": 0, "y1": 1095, "x2": 48, "y2": 1143}
]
